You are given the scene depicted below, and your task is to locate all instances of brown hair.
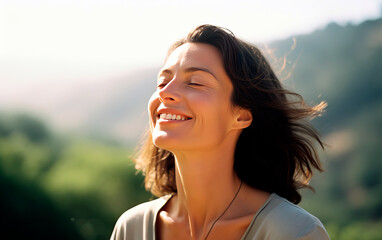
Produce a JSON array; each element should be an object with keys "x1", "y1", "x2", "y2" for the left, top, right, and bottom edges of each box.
[{"x1": 135, "y1": 24, "x2": 326, "y2": 204}]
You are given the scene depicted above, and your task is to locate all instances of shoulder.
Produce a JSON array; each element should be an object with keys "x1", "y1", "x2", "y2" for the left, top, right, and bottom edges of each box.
[
  {"x1": 246, "y1": 194, "x2": 330, "y2": 240},
  {"x1": 110, "y1": 195, "x2": 171, "y2": 240}
]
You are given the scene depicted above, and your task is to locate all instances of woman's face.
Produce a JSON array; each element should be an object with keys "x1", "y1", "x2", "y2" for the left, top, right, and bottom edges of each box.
[{"x1": 149, "y1": 42, "x2": 243, "y2": 152}]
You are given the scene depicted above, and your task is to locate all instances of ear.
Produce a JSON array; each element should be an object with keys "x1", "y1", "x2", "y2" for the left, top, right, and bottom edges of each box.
[{"x1": 233, "y1": 107, "x2": 252, "y2": 130}]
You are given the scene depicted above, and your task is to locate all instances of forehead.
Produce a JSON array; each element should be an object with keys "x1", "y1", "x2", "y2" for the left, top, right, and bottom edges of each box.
[{"x1": 163, "y1": 43, "x2": 223, "y2": 70}]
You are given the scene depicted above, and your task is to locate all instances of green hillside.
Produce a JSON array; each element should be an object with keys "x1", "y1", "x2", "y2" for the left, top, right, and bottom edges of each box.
[
  {"x1": 269, "y1": 18, "x2": 382, "y2": 133},
  {"x1": 268, "y1": 18, "x2": 382, "y2": 239}
]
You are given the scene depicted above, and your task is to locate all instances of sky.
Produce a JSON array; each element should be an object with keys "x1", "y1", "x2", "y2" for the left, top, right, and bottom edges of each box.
[{"x1": 0, "y1": 0, "x2": 382, "y2": 85}]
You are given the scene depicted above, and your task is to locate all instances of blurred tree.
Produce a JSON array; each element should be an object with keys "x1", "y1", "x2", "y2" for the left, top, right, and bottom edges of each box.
[
  {"x1": 0, "y1": 113, "x2": 152, "y2": 240},
  {"x1": 0, "y1": 159, "x2": 82, "y2": 239}
]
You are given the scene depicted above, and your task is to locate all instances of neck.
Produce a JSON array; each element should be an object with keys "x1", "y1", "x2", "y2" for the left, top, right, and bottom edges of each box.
[{"x1": 171, "y1": 139, "x2": 242, "y2": 239}]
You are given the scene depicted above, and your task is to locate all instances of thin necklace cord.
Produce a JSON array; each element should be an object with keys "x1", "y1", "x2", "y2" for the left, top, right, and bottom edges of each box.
[{"x1": 203, "y1": 180, "x2": 243, "y2": 240}]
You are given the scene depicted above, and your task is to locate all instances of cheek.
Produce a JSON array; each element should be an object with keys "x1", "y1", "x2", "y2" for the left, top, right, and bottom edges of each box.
[
  {"x1": 192, "y1": 94, "x2": 234, "y2": 133},
  {"x1": 196, "y1": 93, "x2": 232, "y2": 119},
  {"x1": 148, "y1": 92, "x2": 160, "y2": 128}
]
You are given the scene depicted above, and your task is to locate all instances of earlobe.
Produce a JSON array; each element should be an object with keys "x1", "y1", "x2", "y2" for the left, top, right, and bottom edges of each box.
[{"x1": 235, "y1": 108, "x2": 253, "y2": 129}]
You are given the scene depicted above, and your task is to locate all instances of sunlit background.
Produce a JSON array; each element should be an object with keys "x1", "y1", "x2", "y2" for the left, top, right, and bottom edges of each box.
[{"x1": 1, "y1": 0, "x2": 382, "y2": 239}]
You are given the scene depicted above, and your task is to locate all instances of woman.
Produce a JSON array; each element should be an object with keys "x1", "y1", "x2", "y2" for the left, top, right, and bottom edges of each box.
[{"x1": 111, "y1": 25, "x2": 330, "y2": 240}]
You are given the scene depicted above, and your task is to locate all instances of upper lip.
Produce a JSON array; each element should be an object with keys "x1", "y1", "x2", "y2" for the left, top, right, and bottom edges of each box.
[{"x1": 156, "y1": 108, "x2": 192, "y2": 119}]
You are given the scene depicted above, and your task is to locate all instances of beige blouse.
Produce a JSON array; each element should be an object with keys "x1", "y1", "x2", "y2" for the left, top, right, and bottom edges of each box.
[{"x1": 111, "y1": 193, "x2": 330, "y2": 240}]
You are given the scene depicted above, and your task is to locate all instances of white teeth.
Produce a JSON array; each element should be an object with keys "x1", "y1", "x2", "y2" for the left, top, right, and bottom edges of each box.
[{"x1": 158, "y1": 113, "x2": 189, "y2": 121}]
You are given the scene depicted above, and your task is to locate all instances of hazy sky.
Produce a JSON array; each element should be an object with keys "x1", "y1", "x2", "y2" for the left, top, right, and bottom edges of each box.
[{"x1": 1, "y1": 0, "x2": 382, "y2": 84}]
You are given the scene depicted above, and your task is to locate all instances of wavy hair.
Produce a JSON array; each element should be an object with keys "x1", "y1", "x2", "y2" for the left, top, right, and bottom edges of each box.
[{"x1": 135, "y1": 24, "x2": 326, "y2": 204}]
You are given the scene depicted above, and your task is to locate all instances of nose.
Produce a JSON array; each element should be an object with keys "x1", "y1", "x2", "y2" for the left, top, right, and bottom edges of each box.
[{"x1": 158, "y1": 79, "x2": 181, "y2": 103}]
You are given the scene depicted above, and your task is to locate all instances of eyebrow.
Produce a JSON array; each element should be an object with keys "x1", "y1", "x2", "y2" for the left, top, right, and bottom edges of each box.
[
  {"x1": 184, "y1": 67, "x2": 217, "y2": 79},
  {"x1": 158, "y1": 67, "x2": 217, "y2": 80}
]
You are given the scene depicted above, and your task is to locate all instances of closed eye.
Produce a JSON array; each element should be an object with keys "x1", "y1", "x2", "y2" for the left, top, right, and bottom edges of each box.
[{"x1": 188, "y1": 82, "x2": 203, "y2": 86}]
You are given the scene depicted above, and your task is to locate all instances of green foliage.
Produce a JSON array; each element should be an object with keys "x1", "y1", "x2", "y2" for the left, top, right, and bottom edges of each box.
[
  {"x1": 0, "y1": 114, "x2": 151, "y2": 240},
  {"x1": 327, "y1": 221, "x2": 382, "y2": 240},
  {"x1": 0, "y1": 166, "x2": 82, "y2": 240},
  {"x1": 0, "y1": 114, "x2": 51, "y2": 142},
  {"x1": 41, "y1": 138, "x2": 152, "y2": 240}
]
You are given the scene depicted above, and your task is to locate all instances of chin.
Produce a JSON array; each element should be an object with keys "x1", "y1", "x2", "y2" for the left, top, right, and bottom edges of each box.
[
  {"x1": 152, "y1": 132, "x2": 178, "y2": 150},
  {"x1": 152, "y1": 133, "x2": 195, "y2": 152}
]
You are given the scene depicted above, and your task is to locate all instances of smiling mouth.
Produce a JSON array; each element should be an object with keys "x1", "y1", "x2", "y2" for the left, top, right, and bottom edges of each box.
[{"x1": 158, "y1": 113, "x2": 191, "y2": 121}]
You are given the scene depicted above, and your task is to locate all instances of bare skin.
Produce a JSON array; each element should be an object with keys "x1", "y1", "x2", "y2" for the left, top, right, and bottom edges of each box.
[
  {"x1": 149, "y1": 43, "x2": 270, "y2": 240},
  {"x1": 156, "y1": 180, "x2": 270, "y2": 240}
]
